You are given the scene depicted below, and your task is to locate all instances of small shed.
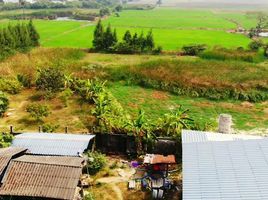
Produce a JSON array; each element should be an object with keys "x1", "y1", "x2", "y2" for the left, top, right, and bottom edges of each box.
[
  {"x1": 0, "y1": 155, "x2": 84, "y2": 200},
  {"x1": 12, "y1": 133, "x2": 95, "y2": 156}
]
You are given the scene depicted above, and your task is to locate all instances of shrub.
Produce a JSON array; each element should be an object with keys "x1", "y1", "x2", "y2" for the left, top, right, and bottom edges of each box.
[
  {"x1": 84, "y1": 193, "x2": 95, "y2": 200},
  {"x1": 42, "y1": 123, "x2": 59, "y2": 133},
  {"x1": 0, "y1": 91, "x2": 9, "y2": 117},
  {"x1": 152, "y1": 46, "x2": 163, "y2": 55},
  {"x1": 200, "y1": 48, "x2": 258, "y2": 63},
  {"x1": 26, "y1": 103, "x2": 50, "y2": 122},
  {"x1": 182, "y1": 44, "x2": 207, "y2": 56},
  {"x1": 60, "y1": 88, "x2": 73, "y2": 107},
  {"x1": 264, "y1": 45, "x2": 268, "y2": 57},
  {"x1": 17, "y1": 74, "x2": 32, "y2": 88},
  {"x1": 85, "y1": 151, "x2": 107, "y2": 175},
  {"x1": 36, "y1": 67, "x2": 65, "y2": 92},
  {"x1": 0, "y1": 133, "x2": 14, "y2": 148},
  {"x1": 248, "y1": 40, "x2": 263, "y2": 51},
  {"x1": 0, "y1": 78, "x2": 22, "y2": 94}
]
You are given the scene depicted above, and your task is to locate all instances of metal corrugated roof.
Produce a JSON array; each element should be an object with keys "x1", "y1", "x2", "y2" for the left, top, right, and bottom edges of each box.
[
  {"x1": 0, "y1": 155, "x2": 83, "y2": 200},
  {"x1": 0, "y1": 147, "x2": 27, "y2": 175},
  {"x1": 182, "y1": 129, "x2": 263, "y2": 143},
  {"x1": 182, "y1": 130, "x2": 268, "y2": 200},
  {"x1": 12, "y1": 133, "x2": 95, "y2": 156}
]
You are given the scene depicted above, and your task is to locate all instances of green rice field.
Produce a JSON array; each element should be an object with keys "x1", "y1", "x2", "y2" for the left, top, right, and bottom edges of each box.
[{"x1": 0, "y1": 8, "x2": 260, "y2": 50}]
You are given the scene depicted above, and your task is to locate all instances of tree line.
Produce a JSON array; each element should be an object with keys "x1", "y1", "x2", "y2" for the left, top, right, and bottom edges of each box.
[
  {"x1": 0, "y1": 20, "x2": 39, "y2": 59},
  {"x1": 92, "y1": 20, "x2": 162, "y2": 54}
]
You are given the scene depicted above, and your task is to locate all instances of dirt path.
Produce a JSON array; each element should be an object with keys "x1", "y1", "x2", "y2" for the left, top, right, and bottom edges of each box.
[{"x1": 111, "y1": 183, "x2": 124, "y2": 200}]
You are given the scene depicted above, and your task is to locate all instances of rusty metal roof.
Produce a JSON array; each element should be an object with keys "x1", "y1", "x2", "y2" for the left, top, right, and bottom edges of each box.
[
  {"x1": 144, "y1": 154, "x2": 176, "y2": 164},
  {"x1": 0, "y1": 147, "x2": 27, "y2": 176},
  {"x1": 0, "y1": 155, "x2": 83, "y2": 200}
]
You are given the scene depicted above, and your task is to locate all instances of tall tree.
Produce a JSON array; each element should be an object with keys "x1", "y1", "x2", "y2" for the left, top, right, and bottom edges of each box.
[
  {"x1": 28, "y1": 20, "x2": 40, "y2": 47},
  {"x1": 93, "y1": 20, "x2": 104, "y2": 50},
  {"x1": 103, "y1": 24, "x2": 115, "y2": 50},
  {"x1": 138, "y1": 32, "x2": 146, "y2": 52},
  {"x1": 123, "y1": 30, "x2": 132, "y2": 44},
  {"x1": 145, "y1": 29, "x2": 154, "y2": 51},
  {"x1": 112, "y1": 29, "x2": 117, "y2": 44}
]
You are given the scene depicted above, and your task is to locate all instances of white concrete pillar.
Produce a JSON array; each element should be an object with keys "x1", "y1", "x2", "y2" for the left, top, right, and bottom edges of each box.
[{"x1": 219, "y1": 114, "x2": 232, "y2": 134}]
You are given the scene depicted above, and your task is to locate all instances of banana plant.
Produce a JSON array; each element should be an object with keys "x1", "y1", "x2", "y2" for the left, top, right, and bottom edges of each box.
[{"x1": 157, "y1": 105, "x2": 194, "y2": 137}]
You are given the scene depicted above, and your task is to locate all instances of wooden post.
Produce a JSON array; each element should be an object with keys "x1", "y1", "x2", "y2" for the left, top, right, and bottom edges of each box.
[
  {"x1": 10, "y1": 126, "x2": 13, "y2": 134},
  {"x1": 65, "y1": 126, "x2": 68, "y2": 134},
  {"x1": 39, "y1": 126, "x2": 42, "y2": 133}
]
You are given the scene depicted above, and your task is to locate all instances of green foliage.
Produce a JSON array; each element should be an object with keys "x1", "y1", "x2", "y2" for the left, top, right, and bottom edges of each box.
[
  {"x1": 200, "y1": 47, "x2": 262, "y2": 63},
  {"x1": 93, "y1": 20, "x2": 104, "y2": 51},
  {"x1": 109, "y1": 59, "x2": 268, "y2": 102},
  {"x1": 36, "y1": 67, "x2": 65, "y2": 92},
  {"x1": 248, "y1": 40, "x2": 263, "y2": 51},
  {"x1": 0, "y1": 91, "x2": 8, "y2": 117},
  {"x1": 26, "y1": 103, "x2": 50, "y2": 122},
  {"x1": 17, "y1": 74, "x2": 32, "y2": 88},
  {"x1": 60, "y1": 88, "x2": 73, "y2": 107},
  {"x1": 0, "y1": 133, "x2": 13, "y2": 148},
  {"x1": 85, "y1": 151, "x2": 107, "y2": 175},
  {"x1": 182, "y1": 44, "x2": 207, "y2": 56},
  {"x1": 114, "y1": 5, "x2": 123, "y2": 12},
  {"x1": 42, "y1": 123, "x2": 59, "y2": 133},
  {"x1": 84, "y1": 193, "x2": 95, "y2": 200},
  {"x1": 263, "y1": 43, "x2": 268, "y2": 57},
  {"x1": 0, "y1": 21, "x2": 40, "y2": 60},
  {"x1": 92, "y1": 21, "x2": 158, "y2": 54},
  {"x1": 0, "y1": 78, "x2": 22, "y2": 94},
  {"x1": 28, "y1": 20, "x2": 40, "y2": 47},
  {"x1": 99, "y1": 7, "x2": 110, "y2": 17},
  {"x1": 155, "y1": 106, "x2": 194, "y2": 138}
]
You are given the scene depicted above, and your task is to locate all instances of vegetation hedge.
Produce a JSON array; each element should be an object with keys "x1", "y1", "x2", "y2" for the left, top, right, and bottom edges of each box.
[
  {"x1": 109, "y1": 59, "x2": 268, "y2": 102},
  {"x1": 199, "y1": 48, "x2": 264, "y2": 63}
]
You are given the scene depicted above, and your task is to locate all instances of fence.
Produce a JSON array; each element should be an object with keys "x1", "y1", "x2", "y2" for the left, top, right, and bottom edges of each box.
[{"x1": 95, "y1": 134, "x2": 180, "y2": 157}]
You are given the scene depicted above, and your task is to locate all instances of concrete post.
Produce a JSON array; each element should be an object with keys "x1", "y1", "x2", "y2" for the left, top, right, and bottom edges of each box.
[{"x1": 219, "y1": 114, "x2": 232, "y2": 134}]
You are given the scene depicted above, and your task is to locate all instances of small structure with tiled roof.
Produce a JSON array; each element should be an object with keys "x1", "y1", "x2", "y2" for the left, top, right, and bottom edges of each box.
[
  {"x1": 0, "y1": 147, "x2": 27, "y2": 181},
  {"x1": 0, "y1": 155, "x2": 85, "y2": 200}
]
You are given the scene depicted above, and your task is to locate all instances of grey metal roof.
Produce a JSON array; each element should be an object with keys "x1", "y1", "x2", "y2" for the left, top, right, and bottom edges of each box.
[
  {"x1": 182, "y1": 130, "x2": 268, "y2": 200},
  {"x1": 182, "y1": 129, "x2": 263, "y2": 143},
  {"x1": 12, "y1": 133, "x2": 95, "y2": 156}
]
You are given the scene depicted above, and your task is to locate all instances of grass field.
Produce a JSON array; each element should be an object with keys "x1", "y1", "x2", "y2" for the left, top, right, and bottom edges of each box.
[
  {"x1": 0, "y1": 7, "x2": 258, "y2": 50},
  {"x1": 0, "y1": 48, "x2": 266, "y2": 133},
  {"x1": 108, "y1": 82, "x2": 268, "y2": 131}
]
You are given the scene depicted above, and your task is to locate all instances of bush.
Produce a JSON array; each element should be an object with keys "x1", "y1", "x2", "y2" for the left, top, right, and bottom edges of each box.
[
  {"x1": 200, "y1": 48, "x2": 259, "y2": 63},
  {"x1": 26, "y1": 103, "x2": 50, "y2": 122},
  {"x1": 85, "y1": 151, "x2": 107, "y2": 175},
  {"x1": 0, "y1": 133, "x2": 14, "y2": 148},
  {"x1": 152, "y1": 46, "x2": 163, "y2": 55},
  {"x1": 60, "y1": 88, "x2": 73, "y2": 107},
  {"x1": 42, "y1": 123, "x2": 59, "y2": 133},
  {"x1": 248, "y1": 40, "x2": 263, "y2": 51},
  {"x1": 84, "y1": 193, "x2": 95, "y2": 200},
  {"x1": 17, "y1": 74, "x2": 32, "y2": 88},
  {"x1": 0, "y1": 91, "x2": 9, "y2": 117},
  {"x1": 0, "y1": 78, "x2": 22, "y2": 94},
  {"x1": 36, "y1": 67, "x2": 65, "y2": 92},
  {"x1": 182, "y1": 44, "x2": 207, "y2": 56},
  {"x1": 264, "y1": 45, "x2": 268, "y2": 57}
]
